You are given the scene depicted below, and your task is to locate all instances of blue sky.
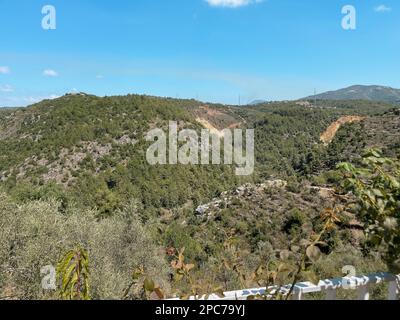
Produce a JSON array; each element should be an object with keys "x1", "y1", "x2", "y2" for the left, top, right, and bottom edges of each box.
[{"x1": 1, "y1": 0, "x2": 399, "y2": 106}]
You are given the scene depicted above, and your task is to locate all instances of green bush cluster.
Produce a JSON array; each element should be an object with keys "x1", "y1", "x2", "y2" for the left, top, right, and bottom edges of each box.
[{"x1": 0, "y1": 194, "x2": 170, "y2": 299}]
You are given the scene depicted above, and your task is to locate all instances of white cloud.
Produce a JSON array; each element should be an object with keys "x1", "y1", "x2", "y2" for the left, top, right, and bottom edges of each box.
[
  {"x1": 0, "y1": 66, "x2": 10, "y2": 74},
  {"x1": 43, "y1": 69, "x2": 58, "y2": 77},
  {"x1": 0, "y1": 85, "x2": 14, "y2": 92},
  {"x1": 205, "y1": 0, "x2": 262, "y2": 8},
  {"x1": 374, "y1": 5, "x2": 391, "y2": 12},
  {"x1": 24, "y1": 94, "x2": 60, "y2": 103},
  {"x1": 0, "y1": 94, "x2": 61, "y2": 107}
]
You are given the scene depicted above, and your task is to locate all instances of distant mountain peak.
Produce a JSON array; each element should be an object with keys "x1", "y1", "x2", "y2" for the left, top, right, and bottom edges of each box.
[
  {"x1": 303, "y1": 85, "x2": 400, "y2": 104},
  {"x1": 248, "y1": 99, "x2": 268, "y2": 105}
]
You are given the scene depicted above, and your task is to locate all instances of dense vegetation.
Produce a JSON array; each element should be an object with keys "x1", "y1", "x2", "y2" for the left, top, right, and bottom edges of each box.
[{"x1": 0, "y1": 93, "x2": 399, "y2": 299}]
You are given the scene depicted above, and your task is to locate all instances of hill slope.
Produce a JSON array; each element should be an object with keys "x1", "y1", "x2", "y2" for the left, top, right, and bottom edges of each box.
[{"x1": 0, "y1": 94, "x2": 245, "y2": 216}]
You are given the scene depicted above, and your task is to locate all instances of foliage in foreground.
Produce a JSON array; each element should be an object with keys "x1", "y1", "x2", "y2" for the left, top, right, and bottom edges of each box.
[
  {"x1": 57, "y1": 247, "x2": 90, "y2": 300},
  {"x1": 338, "y1": 150, "x2": 400, "y2": 273},
  {"x1": 0, "y1": 196, "x2": 170, "y2": 299}
]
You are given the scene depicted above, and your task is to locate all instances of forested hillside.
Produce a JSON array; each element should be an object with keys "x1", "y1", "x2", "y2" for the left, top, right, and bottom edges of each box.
[{"x1": 0, "y1": 94, "x2": 244, "y2": 217}]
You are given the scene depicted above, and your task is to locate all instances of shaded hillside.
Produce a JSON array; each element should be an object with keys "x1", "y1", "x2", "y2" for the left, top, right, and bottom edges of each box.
[
  {"x1": 303, "y1": 109, "x2": 400, "y2": 176},
  {"x1": 329, "y1": 109, "x2": 400, "y2": 159},
  {"x1": 240, "y1": 100, "x2": 395, "y2": 178},
  {"x1": 363, "y1": 109, "x2": 400, "y2": 157}
]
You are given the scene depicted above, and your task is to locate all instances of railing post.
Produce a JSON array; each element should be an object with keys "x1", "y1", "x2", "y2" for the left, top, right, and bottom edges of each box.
[
  {"x1": 325, "y1": 289, "x2": 337, "y2": 300},
  {"x1": 388, "y1": 281, "x2": 399, "y2": 300},
  {"x1": 292, "y1": 289, "x2": 303, "y2": 301},
  {"x1": 357, "y1": 285, "x2": 370, "y2": 300}
]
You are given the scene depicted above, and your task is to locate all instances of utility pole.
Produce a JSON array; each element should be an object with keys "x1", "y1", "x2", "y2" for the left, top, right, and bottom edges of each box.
[
  {"x1": 238, "y1": 94, "x2": 241, "y2": 107},
  {"x1": 314, "y1": 88, "x2": 317, "y2": 107}
]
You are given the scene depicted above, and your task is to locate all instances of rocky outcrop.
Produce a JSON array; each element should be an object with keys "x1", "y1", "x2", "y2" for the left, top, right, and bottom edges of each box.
[{"x1": 195, "y1": 180, "x2": 287, "y2": 217}]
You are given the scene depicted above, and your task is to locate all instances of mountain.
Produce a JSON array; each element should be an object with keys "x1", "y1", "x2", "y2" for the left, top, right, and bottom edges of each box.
[
  {"x1": 248, "y1": 99, "x2": 268, "y2": 105},
  {"x1": 304, "y1": 85, "x2": 400, "y2": 104}
]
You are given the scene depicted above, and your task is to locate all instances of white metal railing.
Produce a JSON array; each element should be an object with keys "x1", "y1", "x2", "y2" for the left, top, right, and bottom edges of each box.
[{"x1": 169, "y1": 272, "x2": 399, "y2": 300}]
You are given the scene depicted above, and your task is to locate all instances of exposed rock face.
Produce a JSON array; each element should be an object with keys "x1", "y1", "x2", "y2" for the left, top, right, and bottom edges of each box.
[
  {"x1": 320, "y1": 116, "x2": 365, "y2": 145},
  {"x1": 193, "y1": 105, "x2": 243, "y2": 138},
  {"x1": 195, "y1": 205, "x2": 209, "y2": 216},
  {"x1": 195, "y1": 118, "x2": 225, "y2": 138},
  {"x1": 113, "y1": 134, "x2": 137, "y2": 146}
]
